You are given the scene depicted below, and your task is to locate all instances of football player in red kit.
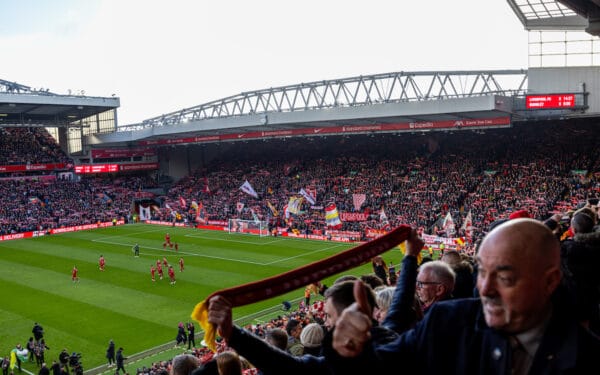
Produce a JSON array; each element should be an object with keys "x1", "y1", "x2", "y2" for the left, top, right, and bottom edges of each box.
[
  {"x1": 99, "y1": 255, "x2": 106, "y2": 271},
  {"x1": 168, "y1": 266, "x2": 176, "y2": 285}
]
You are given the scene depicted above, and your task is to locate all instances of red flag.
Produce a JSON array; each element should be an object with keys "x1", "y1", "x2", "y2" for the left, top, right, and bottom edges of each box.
[
  {"x1": 203, "y1": 177, "x2": 210, "y2": 194},
  {"x1": 353, "y1": 194, "x2": 366, "y2": 211}
]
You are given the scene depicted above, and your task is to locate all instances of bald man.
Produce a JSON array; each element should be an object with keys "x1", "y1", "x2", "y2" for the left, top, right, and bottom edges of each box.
[{"x1": 327, "y1": 219, "x2": 599, "y2": 374}]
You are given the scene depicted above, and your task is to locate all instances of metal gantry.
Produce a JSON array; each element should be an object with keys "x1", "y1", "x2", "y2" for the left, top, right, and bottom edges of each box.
[
  {"x1": 119, "y1": 70, "x2": 528, "y2": 131},
  {"x1": 0, "y1": 79, "x2": 57, "y2": 95}
]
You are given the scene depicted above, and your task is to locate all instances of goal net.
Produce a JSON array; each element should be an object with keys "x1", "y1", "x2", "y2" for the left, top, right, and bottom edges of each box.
[{"x1": 228, "y1": 219, "x2": 270, "y2": 237}]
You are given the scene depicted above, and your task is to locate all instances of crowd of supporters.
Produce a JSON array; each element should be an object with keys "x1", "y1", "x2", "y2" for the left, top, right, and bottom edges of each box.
[
  {"x1": 1, "y1": 122, "x2": 599, "y2": 244},
  {"x1": 0, "y1": 127, "x2": 158, "y2": 235},
  {"x1": 0, "y1": 128, "x2": 72, "y2": 165},
  {"x1": 166, "y1": 121, "x2": 600, "y2": 245}
]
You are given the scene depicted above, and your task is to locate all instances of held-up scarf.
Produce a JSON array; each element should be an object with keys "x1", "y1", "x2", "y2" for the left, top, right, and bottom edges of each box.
[{"x1": 191, "y1": 225, "x2": 411, "y2": 351}]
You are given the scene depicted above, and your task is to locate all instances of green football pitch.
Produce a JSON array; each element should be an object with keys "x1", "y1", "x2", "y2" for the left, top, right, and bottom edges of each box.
[{"x1": 0, "y1": 224, "x2": 405, "y2": 370}]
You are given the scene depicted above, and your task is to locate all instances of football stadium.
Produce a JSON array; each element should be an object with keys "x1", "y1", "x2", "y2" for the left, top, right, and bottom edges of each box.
[{"x1": 2, "y1": 1, "x2": 600, "y2": 374}]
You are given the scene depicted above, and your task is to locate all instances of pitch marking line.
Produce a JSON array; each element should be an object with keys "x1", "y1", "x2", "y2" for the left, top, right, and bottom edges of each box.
[
  {"x1": 93, "y1": 227, "x2": 167, "y2": 242},
  {"x1": 263, "y1": 243, "x2": 346, "y2": 265},
  {"x1": 183, "y1": 233, "x2": 285, "y2": 245},
  {"x1": 91, "y1": 239, "x2": 268, "y2": 265},
  {"x1": 91, "y1": 238, "x2": 344, "y2": 266}
]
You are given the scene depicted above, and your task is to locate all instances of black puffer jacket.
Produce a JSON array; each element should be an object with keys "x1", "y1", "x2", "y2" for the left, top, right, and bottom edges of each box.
[{"x1": 560, "y1": 230, "x2": 600, "y2": 335}]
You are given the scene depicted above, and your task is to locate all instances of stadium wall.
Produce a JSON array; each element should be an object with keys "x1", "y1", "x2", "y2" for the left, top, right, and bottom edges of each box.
[{"x1": 528, "y1": 67, "x2": 600, "y2": 113}]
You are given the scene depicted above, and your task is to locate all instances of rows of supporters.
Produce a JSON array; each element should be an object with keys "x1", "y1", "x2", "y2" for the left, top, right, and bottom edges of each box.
[
  {"x1": 0, "y1": 127, "x2": 72, "y2": 166},
  {"x1": 0, "y1": 175, "x2": 155, "y2": 235},
  {"x1": 165, "y1": 121, "x2": 600, "y2": 244},
  {"x1": 1, "y1": 121, "x2": 599, "y2": 242}
]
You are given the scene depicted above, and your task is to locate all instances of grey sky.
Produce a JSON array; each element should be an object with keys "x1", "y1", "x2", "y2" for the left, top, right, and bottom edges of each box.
[{"x1": 1, "y1": 0, "x2": 527, "y2": 125}]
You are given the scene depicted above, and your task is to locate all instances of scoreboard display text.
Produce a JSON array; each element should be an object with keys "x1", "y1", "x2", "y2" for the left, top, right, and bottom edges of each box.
[{"x1": 526, "y1": 94, "x2": 575, "y2": 109}]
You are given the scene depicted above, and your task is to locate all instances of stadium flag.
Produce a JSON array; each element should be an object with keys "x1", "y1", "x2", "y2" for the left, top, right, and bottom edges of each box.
[
  {"x1": 203, "y1": 177, "x2": 211, "y2": 194},
  {"x1": 443, "y1": 212, "x2": 456, "y2": 236},
  {"x1": 28, "y1": 197, "x2": 40, "y2": 204},
  {"x1": 250, "y1": 208, "x2": 259, "y2": 223},
  {"x1": 283, "y1": 204, "x2": 289, "y2": 219},
  {"x1": 379, "y1": 206, "x2": 390, "y2": 224},
  {"x1": 102, "y1": 193, "x2": 112, "y2": 204},
  {"x1": 179, "y1": 196, "x2": 187, "y2": 208},
  {"x1": 191, "y1": 200, "x2": 199, "y2": 210},
  {"x1": 287, "y1": 196, "x2": 303, "y2": 215},
  {"x1": 11, "y1": 347, "x2": 29, "y2": 370},
  {"x1": 352, "y1": 193, "x2": 366, "y2": 211},
  {"x1": 398, "y1": 241, "x2": 422, "y2": 264},
  {"x1": 240, "y1": 180, "x2": 259, "y2": 198},
  {"x1": 461, "y1": 210, "x2": 473, "y2": 240},
  {"x1": 380, "y1": 206, "x2": 389, "y2": 227},
  {"x1": 191, "y1": 225, "x2": 412, "y2": 352},
  {"x1": 196, "y1": 201, "x2": 207, "y2": 224},
  {"x1": 325, "y1": 203, "x2": 342, "y2": 229},
  {"x1": 306, "y1": 187, "x2": 317, "y2": 202},
  {"x1": 236, "y1": 202, "x2": 245, "y2": 213},
  {"x1": 299, "y1": 188, "x2": 316, "y2": 205},
  {"x1": 139, "y1": 205, "x2": 151, "y2": 221},
  {"x1": 267, "y1": 201, "x2": 279, "y2": 216}
]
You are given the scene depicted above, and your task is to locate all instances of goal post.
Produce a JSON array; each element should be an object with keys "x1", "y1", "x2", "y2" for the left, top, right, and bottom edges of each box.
[{"x1": 228, "y1": 219, "x2": 270, "y2": 237}]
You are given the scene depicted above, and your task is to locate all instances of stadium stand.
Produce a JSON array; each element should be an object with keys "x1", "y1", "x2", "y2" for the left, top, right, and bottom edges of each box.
[
  {"x1": 1, "y1": 122, "x2": 599, "y2": 247},
  {"x1": 162, "y1": 121, "x2": 600, "y2": 248}
]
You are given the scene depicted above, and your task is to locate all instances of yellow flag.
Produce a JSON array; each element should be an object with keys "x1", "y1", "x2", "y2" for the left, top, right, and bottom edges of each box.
[
  {"x1": 397, "y1": 241, "x2": 422, "y2": 264},
  {"x1": 191, "y1": 300, "x2": 217, "y2": 352}
]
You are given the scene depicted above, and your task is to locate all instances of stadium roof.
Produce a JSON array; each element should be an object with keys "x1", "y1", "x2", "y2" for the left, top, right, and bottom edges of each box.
[
  {"x1": 507, "y1": 0, "x2": 600, "y2": 35},
  {"x1": 88, "y1": 70, "x2": 527, "y2": 146},
  {"x1": 0, "y1": 79, "x2": 120, "y2": 127}
]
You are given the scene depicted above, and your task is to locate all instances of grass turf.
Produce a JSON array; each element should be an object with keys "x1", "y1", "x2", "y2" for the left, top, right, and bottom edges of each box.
[{"x1": 0, "y1": 223, "x2": 406, "y2": 370}]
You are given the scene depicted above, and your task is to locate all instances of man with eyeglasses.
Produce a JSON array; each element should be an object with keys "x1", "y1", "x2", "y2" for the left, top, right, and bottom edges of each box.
[{"x1": 415, "y1": 261, "x2": 455, "y2": 313}]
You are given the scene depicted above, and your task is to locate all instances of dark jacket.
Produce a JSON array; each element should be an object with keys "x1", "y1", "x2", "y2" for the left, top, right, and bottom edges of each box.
[
  {"x1": 51, "y1": 362, "x2": 60, "y2": 375},
  {"x1": 451, "y1": 261, "x2": 475, "y2": 299},
  {"x1": 382, "y1": 255, "x2": 420, "y2": 334},
  {"x1": 560, "y1": 230, "x2": 600, "y2": 334},
  {"x1": 324, "y1": 293, "x2": 600, "y2": 375},
  {"x1": 106, "y1": 341, "x2": 115, "y2": 360},
  {"x1": 116, "y1": 349, "x2": 125, "y2": 366},
  {"x1": 58, "y1": 351, "x2": 69, "y2": 365},
  {"x1": 194, "y1": 324, "x2": 398, "y2": 375},
  {"x1": 176, "y1": 326, "x2": 187, "y2": 343}
]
